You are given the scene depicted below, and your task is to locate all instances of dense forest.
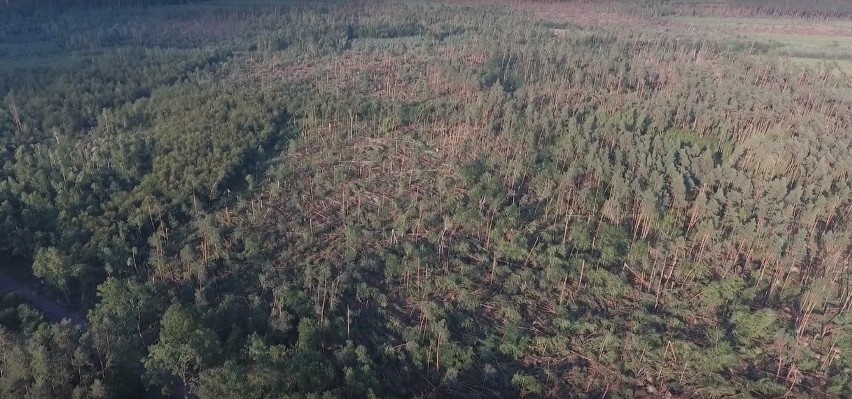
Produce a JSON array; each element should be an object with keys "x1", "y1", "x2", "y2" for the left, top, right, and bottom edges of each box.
[{"x1": 1, "y1": 0, "x2": 851, "y2": 398}]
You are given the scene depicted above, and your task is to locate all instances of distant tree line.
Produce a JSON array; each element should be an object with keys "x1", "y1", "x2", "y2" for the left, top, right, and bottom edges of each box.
[
  {"x1": 674, "y1": 0, "x2": 852, "y2": 19},
  {"x1": 1, "y1": 0, "x2": 204, "y2": 13}
]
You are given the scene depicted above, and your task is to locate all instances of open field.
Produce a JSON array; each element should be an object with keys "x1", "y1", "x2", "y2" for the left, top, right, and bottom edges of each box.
[
  {"x1": 673, "y1": 16, "x2": 852, "y2": 62},
  {"x1": 452, "y1": 0, "x2": 852, "y2": 77}
]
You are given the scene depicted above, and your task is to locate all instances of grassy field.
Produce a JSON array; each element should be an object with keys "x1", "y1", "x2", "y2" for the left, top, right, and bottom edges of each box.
[
  {"x1": 671, "y1": 16, "x2": 852, "y2": 34},
  {"x1": 672, "y1": 15, "x2": 852, "y2": 71},
  {"x1": 785, "y1": 57, "x2": 852, "y2": 73},
  {"x1": 464, "y1": 0, "x2": 852, "y2": 76}
]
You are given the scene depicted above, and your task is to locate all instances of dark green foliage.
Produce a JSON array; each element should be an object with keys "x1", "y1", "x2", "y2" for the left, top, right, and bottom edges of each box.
[{"x1": 1, "y1": 0, "x2": 851, "y2": 398}]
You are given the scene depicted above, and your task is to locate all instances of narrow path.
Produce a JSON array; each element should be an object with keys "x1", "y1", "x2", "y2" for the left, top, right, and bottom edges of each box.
[
  {"x1": 0, "y1": 270, "x2": 87, "y2": 331},
  {"x1": 0, "y1": 268, "x2": 186, "y2": 396}
]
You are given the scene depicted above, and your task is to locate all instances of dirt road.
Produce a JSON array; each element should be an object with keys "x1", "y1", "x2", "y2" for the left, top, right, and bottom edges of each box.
[{"x1": 0, "y1": 271, "x2": 87, "y2": 331}]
